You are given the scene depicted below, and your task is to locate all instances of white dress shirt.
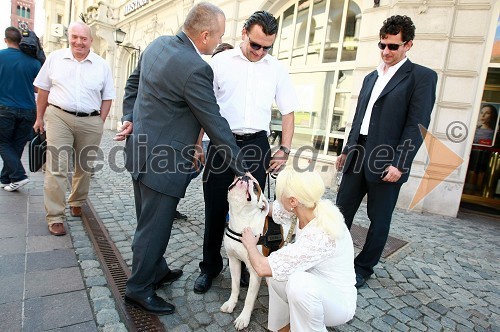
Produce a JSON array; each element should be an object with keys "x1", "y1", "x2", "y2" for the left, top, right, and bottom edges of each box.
[
  {"x1": 360, "y1": 57, "x2": 408, "y2": 135},
  {"x1": 34, "y1": 48, "x2": 115, "y2": 113},
  {"x1": 187, "y1": 35, "x2": 202, "y2": 57},
  {"x1": 210, "y1": 46, "x2": 298, "y2": 135}
]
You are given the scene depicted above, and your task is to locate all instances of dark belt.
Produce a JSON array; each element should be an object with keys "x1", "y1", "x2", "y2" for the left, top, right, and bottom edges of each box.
[
  {"x1": 50, "y1": 104, "x2": 100, "y2": 117},
  {"x1": 233, "y1": 130, "x2": 267, "y2": 141},
  {"x1": 358, "y1": 134, "x2": 368, "y2": 143}
]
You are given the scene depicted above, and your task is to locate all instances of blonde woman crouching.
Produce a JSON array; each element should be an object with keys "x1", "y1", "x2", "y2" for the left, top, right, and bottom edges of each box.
[{"x1": 241, "y1": 166, "x2": 357, "y2": 332}]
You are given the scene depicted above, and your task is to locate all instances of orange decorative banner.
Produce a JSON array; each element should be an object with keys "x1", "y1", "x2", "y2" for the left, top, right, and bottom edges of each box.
[{"x1": 408, "y1": 125, "x2": 464, "y2": 210}]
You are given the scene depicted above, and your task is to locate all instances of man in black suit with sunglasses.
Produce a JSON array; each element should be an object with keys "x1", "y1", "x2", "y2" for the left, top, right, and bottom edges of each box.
[
  {"x1": 194, "y1": 11, "x2": 299, "y2": 294},
  {"x1": 336, "y1": 15, "x2": 437, "y2": 288}
]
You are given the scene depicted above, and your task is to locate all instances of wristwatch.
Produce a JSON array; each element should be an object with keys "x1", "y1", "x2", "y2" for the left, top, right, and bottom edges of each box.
[{"x1": 279, "y1": 145, "x2": 290, "y2": 155}]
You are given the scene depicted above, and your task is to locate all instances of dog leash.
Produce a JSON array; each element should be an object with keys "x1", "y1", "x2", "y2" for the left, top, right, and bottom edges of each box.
[
  {"x1": 268, "y1": 173, "x2": 296, "y2": 246},
  {"x1": 267, "y1": 173, "x2": 272, "y2": 200}
]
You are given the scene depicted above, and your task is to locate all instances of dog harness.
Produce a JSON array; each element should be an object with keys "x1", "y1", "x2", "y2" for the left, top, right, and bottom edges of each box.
[{"x1": 225, "y1": 225, "x2": 282, "y2": 246}]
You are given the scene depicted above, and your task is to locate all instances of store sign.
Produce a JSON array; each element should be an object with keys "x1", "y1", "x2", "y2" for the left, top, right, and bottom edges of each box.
[{"x1": 124, "y1": 0, "x2": 155, "y2": 16}]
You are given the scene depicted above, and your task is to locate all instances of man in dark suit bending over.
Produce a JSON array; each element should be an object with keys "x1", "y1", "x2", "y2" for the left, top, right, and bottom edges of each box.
[
  {"x1": 336, "y1": 15, "x2": 437, "y2": 289},
  {"x1": 115, "y1": 2, "x2": 250, "y2": 315}
]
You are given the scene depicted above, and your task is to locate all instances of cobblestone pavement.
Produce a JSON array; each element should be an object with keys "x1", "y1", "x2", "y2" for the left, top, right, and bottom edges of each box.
[{"x1": 82, "y1": 130, "x2": 499, "y2": 331}]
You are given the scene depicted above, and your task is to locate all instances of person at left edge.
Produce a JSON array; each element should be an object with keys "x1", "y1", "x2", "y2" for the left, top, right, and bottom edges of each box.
[
  {"x1": 0, "y1": 27, "x2": 41, "y2": 192},
  {"x1": 114, "y1": 2, "x2": 250, "y2": 315},
  {"x1": 33, "y1": 22, "x2": 115, "y2": 236}
]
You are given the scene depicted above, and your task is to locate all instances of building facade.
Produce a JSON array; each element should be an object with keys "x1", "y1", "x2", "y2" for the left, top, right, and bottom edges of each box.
[
  {"x1": 40, "y1": 0, "x2": 500, "y2": 217},
  {"x1": 11, "y1": 0, "x2": 36, "y2": 30}
]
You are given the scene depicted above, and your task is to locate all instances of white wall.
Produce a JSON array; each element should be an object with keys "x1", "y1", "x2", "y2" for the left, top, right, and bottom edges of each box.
[{"x1": 0, "y1": 1, "x2": 10, "y2": 49}]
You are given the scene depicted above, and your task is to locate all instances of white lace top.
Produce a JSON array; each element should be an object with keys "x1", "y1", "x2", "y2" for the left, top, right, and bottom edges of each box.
[{"x1": 268, "y1": 201, "x2": 356, "y2": 291}]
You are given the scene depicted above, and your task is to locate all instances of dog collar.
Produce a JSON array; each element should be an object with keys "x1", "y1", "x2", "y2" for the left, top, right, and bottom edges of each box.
[
  {"x1": 225, "y1": 226, "x2": 243, "y2": 243},
  {"x1": 225, "y1": 226, "x2": 276, "y2": 246}
]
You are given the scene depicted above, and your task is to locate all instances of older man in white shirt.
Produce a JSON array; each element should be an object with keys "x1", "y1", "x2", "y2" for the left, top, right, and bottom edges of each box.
[
  {"x1": 194, "y1": 10, "x2": 299, "y2": 294},
  {"x1": 33, "y1": 21, "x2": 115, "y2": 236}
]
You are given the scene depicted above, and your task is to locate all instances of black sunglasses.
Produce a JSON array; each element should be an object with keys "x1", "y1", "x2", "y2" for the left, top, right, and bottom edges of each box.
[
  {"x1": 249, "y1": 37, "x2": 273, "y2": 52},
  {"x1": 378, "y1": 41, "x2": 406, "y2": 51}
]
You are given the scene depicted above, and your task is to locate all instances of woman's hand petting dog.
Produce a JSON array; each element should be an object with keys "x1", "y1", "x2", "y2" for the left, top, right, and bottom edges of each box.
[{"x1": 241, "y1": 227, "x2": 260, "y2": 250}]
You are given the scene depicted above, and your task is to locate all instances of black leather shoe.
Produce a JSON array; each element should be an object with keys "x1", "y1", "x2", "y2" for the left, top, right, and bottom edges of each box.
[
  {"x1": 174, "y1": 210, "x2": 187, "y2": 220},
  {"x1": 124, "y1": 294, "x2": 175, "y2": 315},
  {"x1": 355, "y1": 273, "x2": 367, "y2": 288},
  {"x1": 154, "y1": 269, "x2": 183, "y2": 290},
  {"x1": 194, "y1": 273, "x2": 213, "y2": 294},
  {"x1": 240, "y1": 267, "x2": 250, "y2": 287}
]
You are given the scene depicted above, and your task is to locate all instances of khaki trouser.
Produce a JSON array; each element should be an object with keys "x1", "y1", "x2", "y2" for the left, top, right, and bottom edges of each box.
[{"x1": 44, "y1": 105, "x2": 103, "y2": 225}]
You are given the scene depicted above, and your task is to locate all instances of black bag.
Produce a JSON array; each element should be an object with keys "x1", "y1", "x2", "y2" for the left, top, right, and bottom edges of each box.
[
  {"x1": 29, "y1": 132, "x2": 47, "y2": 172},
  {"x1": 261, "y1": 215, "x2": 284, "y2": 257},
  {"x1": 19, "y1": 29, "x2": 46, "y2": 65},
  {"x1": 260, "y1": 174, "x2": 284, "y2": 257}
]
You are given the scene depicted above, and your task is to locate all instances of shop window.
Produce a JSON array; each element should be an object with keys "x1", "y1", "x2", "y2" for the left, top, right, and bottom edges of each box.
[
  {"x1": 290, "y1": 0, "x2": 309, "y2": 65},
  {"x1": 341, "y1": 2, "x2": 361, "y2": 61},
  {"x1": 277, "y1": 5, "x2": 295, "y2": 63},
  {"x1": 463, "y1": 15, "x2": 500, "y2": 205},
  {"x1": 465, "y1": 68, "x2": 500, "y2": 199},
  {"x1": 322, "y1": 0, "x2": 344, "y2": 62},
  {"x1": 270, "y1": 0, "x2": 361, "y2": 156}
]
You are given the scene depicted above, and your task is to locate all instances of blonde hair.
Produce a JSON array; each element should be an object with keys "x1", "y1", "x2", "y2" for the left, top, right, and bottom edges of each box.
[{"x1": 275, "y1": 166, "x2": 346, "y2": 240}]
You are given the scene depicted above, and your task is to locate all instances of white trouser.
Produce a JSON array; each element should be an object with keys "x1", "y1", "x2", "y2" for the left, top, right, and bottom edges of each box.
[{"x1": 267, "y1": 271, "x2": 356, "y2": 331}]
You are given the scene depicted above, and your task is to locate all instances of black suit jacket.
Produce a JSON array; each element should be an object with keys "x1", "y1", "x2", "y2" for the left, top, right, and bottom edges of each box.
[
  {"x1": 122, "y1": 32, "x2": 247, "y2": 197},
  {"x1": 342, "y1": 59, "x2": 437, "y2": 183}
]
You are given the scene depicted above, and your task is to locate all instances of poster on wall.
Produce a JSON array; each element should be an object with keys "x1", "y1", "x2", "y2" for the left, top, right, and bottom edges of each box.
[{"x1": 473, "y1": 102, "x2": 499, "y2": 147}]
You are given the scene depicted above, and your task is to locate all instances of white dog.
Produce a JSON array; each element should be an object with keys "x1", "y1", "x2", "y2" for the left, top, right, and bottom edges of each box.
[{"x1": 221, "y1": 175, "x2": 269, "y2": 330}]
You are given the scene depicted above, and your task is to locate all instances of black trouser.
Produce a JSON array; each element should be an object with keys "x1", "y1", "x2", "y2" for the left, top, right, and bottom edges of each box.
[
  {"x1": 0, "y1": 106, "x2": 36, "y2": 184},
  {"x1": 336, "y1": 141, "x2": 402, "y2": 278},
  {"x1": 200, "y1": 133, "x2": 270, "y2": 276},
  {"x1": 126, "y1": 178, "x2": 179, "y2": 298}
]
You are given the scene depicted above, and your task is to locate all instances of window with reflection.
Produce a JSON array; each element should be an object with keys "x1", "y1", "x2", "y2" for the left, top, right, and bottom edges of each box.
[
  {"x1": 270, "y1": 0, "x2": 361, "y2": 156},
  {"x1": 341, "y1": 2, "x2": 361, "y2": 61},
  {"x1": 277, "y1": 5, "x2": 295, "y2": 64},
  {"x1": 464, "y1": 23, "x2": 500, "y2": 200}
]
